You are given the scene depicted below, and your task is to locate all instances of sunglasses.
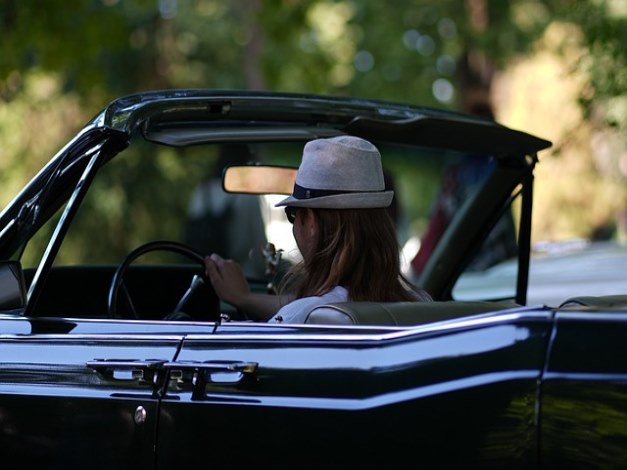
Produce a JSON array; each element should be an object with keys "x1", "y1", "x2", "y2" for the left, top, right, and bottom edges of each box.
[{"x1": 284, "y1": 206, "x2": 298, "y2": 224}]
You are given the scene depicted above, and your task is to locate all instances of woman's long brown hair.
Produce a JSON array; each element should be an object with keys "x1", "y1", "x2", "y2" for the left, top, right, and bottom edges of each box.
[{"x1": 280, "y1": 208, "x2": 431, "y2": 302}]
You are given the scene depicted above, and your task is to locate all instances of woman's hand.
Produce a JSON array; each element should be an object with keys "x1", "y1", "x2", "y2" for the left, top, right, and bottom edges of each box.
[
  {"x1": 204, "y1": 253, "x2": 250, "y2": 307},
  {"x1": 204, "y1": 253, "x2": 287, "y2": 322}
]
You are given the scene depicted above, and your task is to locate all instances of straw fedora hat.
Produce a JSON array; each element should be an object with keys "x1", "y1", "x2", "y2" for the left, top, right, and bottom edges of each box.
[{"x1": 275, "y1": 135, "x2": 393, "y2": 209}]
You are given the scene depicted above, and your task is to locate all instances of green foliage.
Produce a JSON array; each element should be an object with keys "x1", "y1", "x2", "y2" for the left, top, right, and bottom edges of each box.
[
  {"x1": 540, "y1": 0, "x2": 626, "y2": 127},
  {"x1": 1, "y1": 0, "x2": 625, "y2": 258},
  {"x1": 1, "y1": 1, "x2": 623, "y2": 109},
  {"x1": 1, "y1": 0, "x2": 158, "y2": 100}
]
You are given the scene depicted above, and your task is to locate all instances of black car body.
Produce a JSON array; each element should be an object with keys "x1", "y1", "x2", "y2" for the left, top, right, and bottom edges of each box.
[{"x1": 0, "y1": 90, "x2": 625, "y2": 468}]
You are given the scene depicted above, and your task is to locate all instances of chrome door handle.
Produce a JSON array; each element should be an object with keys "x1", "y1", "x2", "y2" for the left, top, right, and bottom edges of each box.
[
  {"x1": 87, "y1": 359, "x2": 165, "y2": 383},
  {"x1": 164, "y1": 360, "x2": 258, "y2": 398}
]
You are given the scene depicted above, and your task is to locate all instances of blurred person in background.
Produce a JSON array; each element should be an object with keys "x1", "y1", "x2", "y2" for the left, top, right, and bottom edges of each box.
[{"x1": 184, "y1": 143, "x2": 268, "y2": 279}]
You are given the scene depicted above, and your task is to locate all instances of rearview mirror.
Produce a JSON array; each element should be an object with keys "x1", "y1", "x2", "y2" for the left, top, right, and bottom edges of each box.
[{"x1": 223, "y1": 165, "x2": 297, "y2": 195}]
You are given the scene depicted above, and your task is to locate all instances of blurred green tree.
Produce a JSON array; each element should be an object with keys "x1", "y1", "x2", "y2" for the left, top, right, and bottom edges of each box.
[
  {"x1": 2, "y1": 1, "x2": 623, "y2": 109},
  {"x1": 0, "y1": 0, "x2": 625, "y2": 247}
]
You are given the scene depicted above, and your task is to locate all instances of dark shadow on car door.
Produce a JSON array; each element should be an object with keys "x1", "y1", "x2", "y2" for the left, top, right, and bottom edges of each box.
[
  {"x1": 540, "y1": 309, "x2": 627, "y2": 467},
  {"x1": 157, "y1": 311, "x2": 552, "y2": 468},
  {"x1": 0, "y1": 316, "x2": 182, "y2": 469}
]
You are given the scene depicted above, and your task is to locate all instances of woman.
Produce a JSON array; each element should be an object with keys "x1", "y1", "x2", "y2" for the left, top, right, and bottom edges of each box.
[{"x1": 204, "y1": 135, "x2": 431, "y2": 323}]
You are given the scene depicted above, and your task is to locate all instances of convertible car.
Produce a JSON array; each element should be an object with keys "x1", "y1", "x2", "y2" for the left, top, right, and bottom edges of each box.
[{"x1": 1, "y1": 90, "x2": 626, "y2": 468}]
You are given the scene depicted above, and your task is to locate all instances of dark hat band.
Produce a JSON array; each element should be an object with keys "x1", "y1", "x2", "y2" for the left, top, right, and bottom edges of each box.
[{"x1": 293, "y1": 183, "x2": 382, "y2": 200}]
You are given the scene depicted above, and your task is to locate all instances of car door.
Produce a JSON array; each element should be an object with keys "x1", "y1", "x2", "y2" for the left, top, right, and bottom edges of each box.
[
  {"x1": 157, "y1": 307, "x2": 552, "y2": 468},
  {"x1": 0, "y1": 315, "x2": 182, "y2": 469}
]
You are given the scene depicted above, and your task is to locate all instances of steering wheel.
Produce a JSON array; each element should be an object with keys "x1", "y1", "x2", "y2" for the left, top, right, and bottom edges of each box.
[{"x1": 108, "y1": 240, "x2": 219, "y2": 320}]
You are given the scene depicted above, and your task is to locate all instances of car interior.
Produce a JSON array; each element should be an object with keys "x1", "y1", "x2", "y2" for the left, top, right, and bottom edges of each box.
[{"x1": 3, "y1": 132, "x2": 541, "y2": 324}]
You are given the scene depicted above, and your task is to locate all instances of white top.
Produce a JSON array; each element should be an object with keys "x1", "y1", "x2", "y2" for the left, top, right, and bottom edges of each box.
[{"x1": 268, "y1": 286, "x2": 349, "y2": 324}]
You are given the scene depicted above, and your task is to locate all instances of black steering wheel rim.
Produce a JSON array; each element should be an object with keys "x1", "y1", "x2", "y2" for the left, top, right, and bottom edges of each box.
[{"x1": 108, "y1": 240, "x2": 211, "y2": 319}]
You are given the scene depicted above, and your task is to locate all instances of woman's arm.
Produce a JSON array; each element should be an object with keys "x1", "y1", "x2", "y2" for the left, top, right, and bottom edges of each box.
[{"x1": 204, "y1": 253, "x2": 290, "y2": 321}]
